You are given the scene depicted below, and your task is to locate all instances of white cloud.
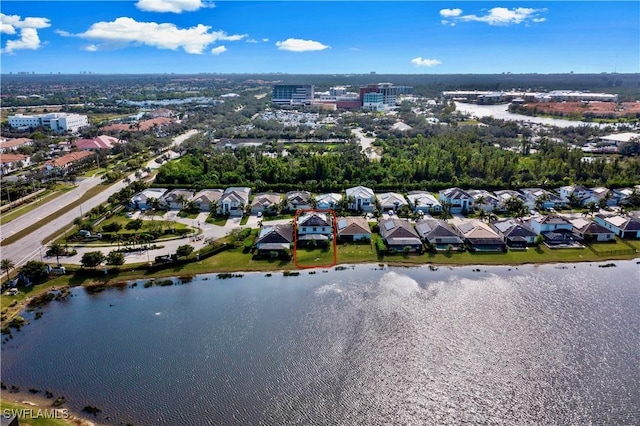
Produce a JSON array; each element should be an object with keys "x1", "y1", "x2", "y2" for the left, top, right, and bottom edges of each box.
[
  {"x1": 0, "y1": 13, "x2": 51, "y2": 54},
  {"x1": 70, "y1": 17, "x2": 245, "y2": 54},
  {"x1": 246, "y1": 38, "x2": 258, "y2": 43},
  {"x1": 411, "y1": 57, "x2": 442, "y2": 67},
  {"x1": 440, "y1": 8, "x2": 462, "y2": 18},
  {"x1": 275, "y1": 38, "x2": 329, "y2": 52},
  {"x1": 84, "y1": 44, "x2": 99, "y2": 52},
  {"x1": 135, "y1": 0, "x2": 213, "y2": 13},
  {"x1": 457, "y1": 7, "x2": 548, "y2": 26},
  {"x1": 211, "y1": 45, "x2": 226, "y2": 55},
  {"x1": 262, "y1": 38, "x2": 269, "y2": 42}
]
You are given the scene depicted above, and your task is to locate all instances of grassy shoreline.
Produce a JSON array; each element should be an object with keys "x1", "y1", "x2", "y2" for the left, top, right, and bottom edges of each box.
[{"x1": 2, "y1": 241, "x2": 638, "y2": 327}]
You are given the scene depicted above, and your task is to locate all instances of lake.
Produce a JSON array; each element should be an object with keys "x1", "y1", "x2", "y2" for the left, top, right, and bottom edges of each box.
[{"x1": 2, "y1": 261, "x2": 639, "y2": 425}]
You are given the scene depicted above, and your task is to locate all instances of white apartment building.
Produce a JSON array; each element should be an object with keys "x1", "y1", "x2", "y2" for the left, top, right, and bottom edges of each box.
[{"x1": 8, "y1": 113, "x2": 89, "y2": 133}]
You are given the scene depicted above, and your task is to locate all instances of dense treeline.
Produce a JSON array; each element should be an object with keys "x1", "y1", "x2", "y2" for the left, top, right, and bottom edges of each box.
[{"x1": 155, "y1": 129, "x2": 640, "y2": 192}]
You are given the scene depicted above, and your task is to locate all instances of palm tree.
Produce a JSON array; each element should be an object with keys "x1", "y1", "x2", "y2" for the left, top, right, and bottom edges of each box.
[
  {"x1": 48, "y1": 242, "x2": 64, "y2": 266},
  {"x1": 488, "y1": 213, "x2": 499, "y2": 223},
  {"x1": 478, "y1": 209, "x2": 487, "y2": 222},
  {"x1": 475, "y1": 195, "x2": 487, "y2": 212},
  {"x1": 1, "y1": 258, "x2": 15, "y2": 282}
]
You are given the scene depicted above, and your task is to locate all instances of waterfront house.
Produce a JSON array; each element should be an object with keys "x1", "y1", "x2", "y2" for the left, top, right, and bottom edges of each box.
[
  {"x1": 490, "y1": 218, "x2": 537, "y2": 249},
  {"x1": 219, "y1": 187, "x2": 251, "y2": 216},
  {"x1": 468, "y1": 189, "x2": 501, "y2": 212},
  {"x1": 406, "y1": 191, "x2": 442, "y2": 214},
  {"x1": 570, "y1": 218, "x2": 615, "y2": 242},
  {"x1": 254, "y1": 224, "x2": 294, "y2": 255},
  {"x1": 315, "y1": 193, "x2": 342, "y2": 210},
  {"x1": 415, "y1": 219, "x2": 464, "y2": 251},
  {"x1": 297, "y1": 212, "x2": 333, "y2": 245},
  {"x1": 345, "y1": 186, "x2": 375, "y2": 212},
  {"x1": 160, "y1": 189, "x2": 194, "y2": 210},
  {"x1": 336, "y1": 217, "x2": 371, "y2": 242},
  {"x1": 376, "y1": 192, "x2": 408, "y2": 212},
  {"x1": 130, "y1": 188, "x2": 168, "y2": 210},
  {"x1": 529, "y1": 214, "x2": 574, "y2": 245},
  {"x1": 594, "y1": 214, "x2": 640, "y2": 239},
  {"x1": 439, "y1": 187, "x2": 473, "y2": 214},
  {"x1": 379, "y1": 219, "x2": 423, "y2": 252},
  {"x1": 192, "y1": 189, "x2": 223, "y2": 212},
  {"x1": 250, "y1": 192, "x2": 282, "y2": 215},
  {"x1": 454, "y1": 220, "x2": 506, "y2": 252},
  {"x1": 285, "y1": 190, "x2": 312, "y2": 212}
]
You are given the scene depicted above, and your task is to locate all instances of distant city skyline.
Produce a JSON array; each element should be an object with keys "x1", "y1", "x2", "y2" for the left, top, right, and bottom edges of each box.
[{"x1": 1, "y1": 1, "x2": 638, "y2": 75}]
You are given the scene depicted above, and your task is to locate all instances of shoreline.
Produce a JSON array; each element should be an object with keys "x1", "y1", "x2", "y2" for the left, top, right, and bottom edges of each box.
[
  {"x1": 0, "y1": 387, "x2": 99, "y2": 425},
  {"x1": 3, "y1": 256, "x2": 638, "y2": 327}
]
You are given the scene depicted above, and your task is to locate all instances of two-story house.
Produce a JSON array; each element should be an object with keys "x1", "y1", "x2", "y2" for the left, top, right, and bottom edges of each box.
[
  {"x1": 439, "y1": 187, "x2": 473, "y2": 214},
  {"x1": 345, "y1": 186, "x2": 375, "y2": 212}
]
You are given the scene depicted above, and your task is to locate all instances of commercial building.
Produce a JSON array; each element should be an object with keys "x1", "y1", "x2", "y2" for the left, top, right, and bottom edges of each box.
[
  {"x1": 272, "y1": 85, "x2": 314, "y2": 106},
  {"x1": 8, "y1": 113, "x2": 89, "y2": 133}
]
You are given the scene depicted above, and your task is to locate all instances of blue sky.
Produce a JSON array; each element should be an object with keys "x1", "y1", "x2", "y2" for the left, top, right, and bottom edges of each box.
[{"x1": 1, "y1": 1, "x2": 638, "y2": 74}]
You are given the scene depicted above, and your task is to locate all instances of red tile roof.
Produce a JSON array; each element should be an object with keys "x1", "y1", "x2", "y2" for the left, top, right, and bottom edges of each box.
[{"x1": 45, "y1": 151, "x2": 94, "y2": 168}]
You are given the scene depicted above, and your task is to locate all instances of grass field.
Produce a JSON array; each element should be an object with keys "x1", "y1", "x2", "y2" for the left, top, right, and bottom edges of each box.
[
  {"x1": 0, "y1": 400, "x2": 74, "y2": 426},
  {"x1": 206, "y1": 214, "x2": 228, "y2": 226}
]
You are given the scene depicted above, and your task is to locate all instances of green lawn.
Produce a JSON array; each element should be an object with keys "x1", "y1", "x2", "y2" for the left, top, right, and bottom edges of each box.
[
  {"x1": 177, "y1": 210, "x2": 200, "y2": 219},
  {"x1": 240, "y1": 215, "x2": 250, "y2": 225},
  {"x1": 294, "y1": 245, "x2": 335, "y2": 267},
  {"x1": 206, "y1": 214, "x2": 228, "y2": 226},
  {"x1": 262, "y1": 213, "x2": 295, "y2": 222}
]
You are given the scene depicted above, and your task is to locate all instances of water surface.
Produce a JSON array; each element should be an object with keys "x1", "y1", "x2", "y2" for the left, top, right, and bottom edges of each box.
[{"x1": 2, "y1": 261, "x2": 639, "y2": 425}]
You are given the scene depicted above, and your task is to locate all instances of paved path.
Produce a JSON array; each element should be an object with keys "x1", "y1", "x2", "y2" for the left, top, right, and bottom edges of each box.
[
  {"x1": 351, "y1": 128, "x2": 381, "y2": 161},
  {"x1": 1, "y1": 129, "x2": 198, "y2": 267}
]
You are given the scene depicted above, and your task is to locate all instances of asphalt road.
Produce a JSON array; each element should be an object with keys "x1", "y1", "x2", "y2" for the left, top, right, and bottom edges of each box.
[{"x1": 0, "y1": 129, "x2": 198, "y2": 267}]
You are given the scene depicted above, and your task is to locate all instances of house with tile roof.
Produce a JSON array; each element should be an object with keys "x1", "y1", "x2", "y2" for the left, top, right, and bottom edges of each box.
[
  {"x1": 594, "y1": 214, "x2": 640, "y2": 239},
  {"x1": 251, "y1": 192, "x2": 282, "y2": 214},
  {"x1": 297, "y1": 212, "x2": 333, "y2": 245},
  {"x1": 528, "y1": 214, "x2": 575, "y2": 245},
  {"x1": 519, "y1": 188, "x2": 566, "y2": 210},
  {"x1": 454, "y1": 220, "x2": 506, "y2": 252},
  {"x1": 285, "y1": 190, "x2": 312, "y2": 212},
  {"x1": 219, "y1": 187, "x2": 251, "y2": 216},
  {"x1": 439, "y1": 187, "x2": 473, "y2": 214},
  {"x1": 43, "y1": 151, "x2": 95, "y2": 175},
  {"x1": 130, "y1": 188, "x2": 168, "y2": 210},
  {"x1": 345, "y1": 186, "x2": 375, "y2": 212},
  {"x1": 254, "y1": 224, "x2": 294, "y2": 255},
  {"x1": 160, "y1": 189, "x2": 194, "y2": 210},
  {"x1": 415, "y1": 219, "x2": 464, "y2": 251},
  {"x1": 490, "y1": 218, "x2": 537, "y2": 249},
  {"x1": 74, "y1": 135, "x2": 119, "y2": 150},
  {"x1": 0, "y1": 153, "x2": 31, "y2": 175},
  {"x1": 468, "y1": 189, "x2": 501, "y2": 212},
  {"x1": 379, "y1": 218, "x2": 423, "y2": 252},
  {"x1": 0, "y1": 137, "x2": 33, "y2": 153},
  {"x1": 376, "y1": 192, "x2": 408, "y2": 212},
  {"x1": 570, "y1": 218, "x2": 615, "y2": 242},
  {"x1": 406, "y1": 191, "x2": 442, "y2": 214},
  {"x1": 336, "y1": 217, "x2": 371, "y2": 242},
  {"x1": 315, "y1": 193, "x2": 342, "y2": 210},
  {"x1": 192, "y1": 189, "x2": 224, "y2": 212}
]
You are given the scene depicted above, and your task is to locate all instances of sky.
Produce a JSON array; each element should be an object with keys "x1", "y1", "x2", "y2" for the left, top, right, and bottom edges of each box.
[{"x1": 1, "y1": 1, "x2": 638, "y2": 74}]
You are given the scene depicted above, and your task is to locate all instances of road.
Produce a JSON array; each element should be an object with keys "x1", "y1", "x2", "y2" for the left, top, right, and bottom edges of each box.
[
  {"x1": 351, "y1": 128, "x2": 381, "y2": 160},
  {"x1": 0, "y1": 129, "x2": 198, "y2": 267}
]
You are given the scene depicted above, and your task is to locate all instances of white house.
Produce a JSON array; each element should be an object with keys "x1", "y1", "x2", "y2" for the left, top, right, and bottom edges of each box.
[
  {"x1": 160, "y1": 189, "x2": 194, "y2": 210},
  {"x1": 570, "y1": 218, "x2": 615, "y2": 242},
  {"x1": 285, "y1": 191, "x2": 311, "y2": 212},
  {"x1": 345, "y1": 186, "x2": 375, "y2": 212},
  {"x1": 376, "y1": 192, "x2": 408, "y2": 211},
  {"x1": 130, "y1": 188, "x2": 168, "y2": 210},
  {"x1": 315, "y1": 193, "x2": 342, "y2": 210},
  {"x1": 297, "y1": 212, "x2": 333, "y2": 245},
  {"x1": 0, "y1": 153, "x2": 31, "y2": 175},
  {"x1": 594, "y1": 214, "x2": 640, "y2": 239},
  {"x1": 494, "y1": 190, "x2": 527, "y2": 211},
  {"x1": 519, "y1": 188, "x2": 566, "y2": 210},
  {"x1": 559, "y1": 185, "x2": 594, "y2": 206},
  {"x1": 439, "y1": 187, "x2": 473, "y2": 214},
  {"x1": 468, "y1": 189, "x2": 501, "y2": 212},
  {"x1": 219, "y1": 187, "x2": 251, "y2": 216},
  {"x1": 0, "y1": 137, "x2": 33, "y2": 153},
  {"x1": 406, "y1": 191, "x2": 441, "y2": 214}
]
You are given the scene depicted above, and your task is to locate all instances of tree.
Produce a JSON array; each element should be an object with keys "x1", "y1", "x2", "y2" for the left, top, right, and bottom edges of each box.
[
  {"x1": 125, "y1": 219, "x2": 144, "y2": 231},
  {"x1": 20, "y1": 261, "x2": 48, "y2": 284},
  {"x1": 81, "y1": 251, "x2": 105, "y2": 268},
  {"x1": 1, "y1": 258, "x2": 15, "y2": 282},
  {"x1": 106, "y1": 251, "x2": 125, "y2": 268},
  {"x1": 176, "y1": 244, "x2": 194, "y2": 258},
  {"x1": 102, "y1": 222, "x2": 122, "y2": 233},
  {"x1": 47, "y1": 242, "x2": 65, "y2": 266}
]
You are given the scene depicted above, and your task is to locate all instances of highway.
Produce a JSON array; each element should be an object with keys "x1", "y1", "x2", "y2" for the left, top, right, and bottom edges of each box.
[{"x1": 0, "y1": 129, "x2": 198, "y2": 267}]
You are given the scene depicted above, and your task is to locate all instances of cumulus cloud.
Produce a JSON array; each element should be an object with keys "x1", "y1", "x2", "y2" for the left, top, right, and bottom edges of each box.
[
  {"x1": 276, "y1": 38, "x2": 329, "y2": 52},
  {"x1": 411, "y1": 57, "x2": 442, "y2": 67},
  {"x1": 68, "y1": 17, "x2": 245, "y2": 54},
  {"x1": 211, "y1": 45, "x2": 226, "y2": 55},
  {"x1": 442, "y1": 7, "x2": 547, "y2": 26},
  {"x1": 439, "y1": 8, "x2": 462, "y2": 18},
  {"x1": 135, "y1": 0, "x2": 213, "y2": 13},
  {"x1": 0, "y1": 13, "x2": 51, "y2": 54}
]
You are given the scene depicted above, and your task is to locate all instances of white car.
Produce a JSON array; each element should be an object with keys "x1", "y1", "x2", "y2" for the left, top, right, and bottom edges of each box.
[
  {"x1": 257, "y1": 211, "x2": 263, "y2": 217},
  {"x1": 388, "y1": 210, "x2": 394, "y2": 216}
]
